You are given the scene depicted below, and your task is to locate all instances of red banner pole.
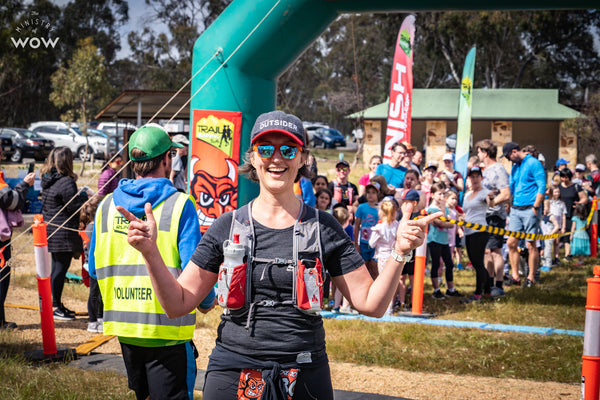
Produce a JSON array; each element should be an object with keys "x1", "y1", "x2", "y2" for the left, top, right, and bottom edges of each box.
[{"x1": 383, "y1": 15, "x2": 415, "y2": 163}]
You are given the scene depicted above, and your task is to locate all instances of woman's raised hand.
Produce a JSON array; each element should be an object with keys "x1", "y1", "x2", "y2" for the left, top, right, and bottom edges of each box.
[
  {"x1": 394, "y1": 202, "x2": 442, "y2": 255},
  {"x1": 116, "y1": 203, "x2": 158, "y2": 256}
]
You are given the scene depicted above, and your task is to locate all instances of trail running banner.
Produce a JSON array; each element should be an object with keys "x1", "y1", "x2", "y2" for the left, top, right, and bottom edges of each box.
[
  {"x1": 454, "y1": 46, "x2": 476, "y2": 181},
  {"x1": 383, "y1": 15, "x2": 415, "y2": 163},
  {"x1": 190, "y1": 109, "x2": 241, "y2": 233}
]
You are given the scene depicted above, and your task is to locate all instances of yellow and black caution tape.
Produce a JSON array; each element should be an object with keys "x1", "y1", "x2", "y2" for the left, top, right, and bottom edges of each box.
[{"x1": 431, "y1": 199, "x2": 598, "y2": 242}]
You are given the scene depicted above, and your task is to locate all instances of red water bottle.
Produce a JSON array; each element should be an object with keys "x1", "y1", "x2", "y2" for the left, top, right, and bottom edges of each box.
[{"x1": 334, "y1": 186, "x2": 342, "y2": 204}]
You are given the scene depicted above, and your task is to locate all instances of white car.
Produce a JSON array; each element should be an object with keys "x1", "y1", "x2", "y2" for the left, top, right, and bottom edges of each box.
[
  {"x1": 96, "y1": 122, "x2": 138, "y2": 137},
  {"x1": 28, "y1": 121, "x2": 110, "y2": 160}
]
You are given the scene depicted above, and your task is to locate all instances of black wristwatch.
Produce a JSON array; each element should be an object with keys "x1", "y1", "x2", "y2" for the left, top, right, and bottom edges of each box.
[{"x1": 533, "y1": 205, "x2": 539, "y2": 210}]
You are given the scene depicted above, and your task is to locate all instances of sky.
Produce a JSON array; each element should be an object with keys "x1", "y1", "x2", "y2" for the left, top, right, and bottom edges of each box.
[{"x1": 50, "y1": 0, "x2": 168, "y2": 59}]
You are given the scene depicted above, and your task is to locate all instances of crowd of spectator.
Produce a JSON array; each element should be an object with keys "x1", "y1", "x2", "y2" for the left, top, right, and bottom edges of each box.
[{"x1": 302, "y1": 139, "x2": 599, "y2": 312}]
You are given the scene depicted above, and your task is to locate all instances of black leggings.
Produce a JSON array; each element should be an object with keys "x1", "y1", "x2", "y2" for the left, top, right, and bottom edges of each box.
[
  {"x1": 51, "y1": 251, "x2": 73, "y2": 308},
  {"x1": 0, "y1": 241, "x2": 12, "y2": 324},
  {"x1": 202, "y1": 362, "x2": 334, "y2": 400},
  {"x1": 428, "y1": 242, "x2": 454, "y2": 283},
  {"x1": 88, "y1": 277, "x2": 103, "y2": 322},
  {"x1": 466, "y1": 232, "x2": 491, "y2": 295}
]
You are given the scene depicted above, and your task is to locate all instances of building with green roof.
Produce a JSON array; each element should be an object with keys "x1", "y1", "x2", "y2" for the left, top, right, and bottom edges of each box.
[{"x1": 348, "y1": 88, "x2": 580, "y2": 171}]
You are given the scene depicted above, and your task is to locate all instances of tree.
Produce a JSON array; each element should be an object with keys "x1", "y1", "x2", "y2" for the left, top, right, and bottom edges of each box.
[
  {"x1": 278, "y1": 13, "x2": 406, "y2": 138},
  {"x1": 0, "y1": 0, "x2": 61, "y2": 126},
  {"x1": 564, "y1": 91, "x2": 600, "y2": 162},
  {"x1": 276, "y1": 10, "x2": 600, "y2": 139},
  {"x1": 120, "y1": 0, "x2": 229, "y2": 91},
  {"x1": 0, "y1": 0, "x2": 129, "y2": 127},
  {"x1": 50, "y1": 37, "x2": 111, "y2": 173},
  {"x1": 56, "y1": 0, "x2": 129, "y2": 64},
  {"x1": 413, "y1": 11, "x2": 600, "y2": 106}
]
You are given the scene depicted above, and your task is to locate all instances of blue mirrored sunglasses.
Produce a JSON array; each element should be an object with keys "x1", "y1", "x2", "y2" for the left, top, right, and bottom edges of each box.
[{"x1": 253, "y1": 144, "x2": 302, "y2": 160}]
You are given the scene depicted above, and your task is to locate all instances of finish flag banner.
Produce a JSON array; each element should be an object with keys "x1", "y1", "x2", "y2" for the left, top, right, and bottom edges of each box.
[
  {"x1": 383, "y1": 14, "x2": 415, "y2": 163},
  {"x1": 454, "y1": 46, "x2": 476, "y2": 181}
]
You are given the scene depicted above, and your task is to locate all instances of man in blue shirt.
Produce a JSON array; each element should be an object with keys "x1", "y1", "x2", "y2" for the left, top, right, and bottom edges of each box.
[
  {"x1": 503, "y1": 142, "x2": 546, "y2": 288},
  {"x1": 375, "y1": 142, "x2": 409, "y2": 189}
]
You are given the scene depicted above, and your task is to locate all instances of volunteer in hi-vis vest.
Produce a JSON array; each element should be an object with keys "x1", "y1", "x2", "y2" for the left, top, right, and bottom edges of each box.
[
  {"x1": 89, "y1": 124, "x2": 215, "y2": 400},
  {"x1": 117, "y1": 111, "x2": 440, "y2": 400}
]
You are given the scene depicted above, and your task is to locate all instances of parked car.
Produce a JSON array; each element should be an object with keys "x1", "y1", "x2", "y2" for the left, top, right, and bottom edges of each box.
[
  {"x1": 0, "y1": 133, "x2": 14, "y2": 161},
  {"x1": 87, "y1": 127, "x2": 120, "y2": 152},
  {"x1": 96, "y1": 122, "x2": 138, "y2": 137},
  {"x1": 312, "y1": 127, "x2": 346, "y2": 149},
  {"x1": 28, "y1": 121, "x2": 109, "y2": 160},
  {"x1": 0, "y1": 128, "x2": 54, "y2": 162},
  {"x1": 302, "y1": 122, "x2": 328, "y2": 142}
]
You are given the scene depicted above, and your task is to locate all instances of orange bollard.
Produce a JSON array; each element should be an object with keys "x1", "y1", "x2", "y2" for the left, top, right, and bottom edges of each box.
[
  {"x1": 591, "y1": 198, "x2": 597, "y2": 258},
  {"x1": 412, "y1": 210, "x2": 434, "y2": 317},
  {"x1": 582, "y1": 265, "x2": 600, "y2": 399},
  {"x1": 32, "y1": 215, "x2": 57, "y2": 356}
]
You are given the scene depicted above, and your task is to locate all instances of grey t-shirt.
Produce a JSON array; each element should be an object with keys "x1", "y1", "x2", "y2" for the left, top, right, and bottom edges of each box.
[
  {"x1": 190, "y1": 208, "x2": 364, "y2": 362},
  {"x1": 171, "y1": 154, "x2": 187, "y2": 191},
  {"x1": 482, "y1": 162, "x2": 509, "y2": 218},
  {"x1": 462, "y1": 188, "x2": 490, "y2": 236}
]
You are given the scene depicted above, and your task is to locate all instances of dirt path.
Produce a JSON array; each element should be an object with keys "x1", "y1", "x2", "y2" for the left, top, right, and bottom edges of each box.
[{"x1": 4, "y1": 284, "x2": 579, "y2": 400}]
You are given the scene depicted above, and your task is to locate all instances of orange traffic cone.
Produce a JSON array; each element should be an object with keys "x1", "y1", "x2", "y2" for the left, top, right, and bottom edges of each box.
[{"x1": 582, "y1": 265, "x2": 600, "y2": 399}]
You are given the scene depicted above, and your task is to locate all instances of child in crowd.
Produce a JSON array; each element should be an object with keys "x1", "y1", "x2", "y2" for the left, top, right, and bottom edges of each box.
[
  {"x1": 573, "y1": 164, "x2": 587, "y2": 186},
  {"x1": 315, "y1": 188, "x2": 332, "y2": 212},
  {"x1": 445, "y1": 190, "x2": 464, "y2": 271},
  {"x1": 354, "y1": 182, "x2": 382, "y2": 279},
  {"x1": 79, "y1": 195, "x2": 103, "y2": 333},
  {"x1": 540, "y1": 199, "x2": 560, "y2": 272},
  {"x1": 396, "y1": 169, "x2": 425, "y2": 212},
  {"x1": 312, "y1": 175, "x2": 329, "y2": 193},
  {"x1": 331, "y1": 204, "x2": 356, "y2": 314},
  {"x1": 549, "y1": 186, "x2": 567, "y2": 264},
  {"x1": 427, "y1": 182, "x2": 462, "y2": 299},
  {"x1": 369, "y1": 196, "x2": 399, "y2": 315},
  {"x1": 571, "y1": 203, "x2": 591, "y2": 266},
  {"x1": 420, "y1": 161, "x2": 437, "y2": 205}
]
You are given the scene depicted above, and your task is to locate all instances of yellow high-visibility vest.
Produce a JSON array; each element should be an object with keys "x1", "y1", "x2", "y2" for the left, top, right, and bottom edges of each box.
[{"x1": 94, "y1": 192, "x2": 196, "y2": 340}]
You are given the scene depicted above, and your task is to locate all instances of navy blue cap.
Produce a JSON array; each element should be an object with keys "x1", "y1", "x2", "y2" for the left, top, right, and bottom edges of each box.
[{"x1": 402, "y1": 189, "x2": 420, "y2": 202}]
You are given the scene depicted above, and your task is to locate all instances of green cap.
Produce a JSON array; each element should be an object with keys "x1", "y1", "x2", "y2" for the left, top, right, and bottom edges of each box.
[{"x1": 128, "y1": 124, "x2": 183, "y2": 161}]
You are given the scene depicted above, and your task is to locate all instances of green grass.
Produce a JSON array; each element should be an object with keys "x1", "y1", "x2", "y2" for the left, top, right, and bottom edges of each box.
[
  {"x1": 324, "y1": 321, "x2": 582, "y2": 382},
  {"x1": 321, "y1": 259, "x2": 591, "y2": 383},
  {"x1": 0, "y1": 332, "x2": 133, "y2": 400}
]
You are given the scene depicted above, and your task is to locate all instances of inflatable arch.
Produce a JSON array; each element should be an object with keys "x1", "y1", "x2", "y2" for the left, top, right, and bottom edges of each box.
[{"x1": 188, "y1": 0, "x2": 590, "y2": 223}]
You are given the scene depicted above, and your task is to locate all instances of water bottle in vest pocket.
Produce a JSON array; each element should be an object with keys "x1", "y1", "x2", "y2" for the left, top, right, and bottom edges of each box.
[
  {"x1": 296, "y1": 258, "x2": 323, "y2": 313},
  {"x1": 226, "y1": 263, "x2": 246, "y2": 309},
  {"x1": 217, "y1": 235, "x2": 246, "y2": 309}
]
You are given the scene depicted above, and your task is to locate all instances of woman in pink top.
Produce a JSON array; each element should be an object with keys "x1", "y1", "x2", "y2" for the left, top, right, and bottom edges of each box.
[{"x1": 358, "y1": 155, "x2": 382, "y2": 196}]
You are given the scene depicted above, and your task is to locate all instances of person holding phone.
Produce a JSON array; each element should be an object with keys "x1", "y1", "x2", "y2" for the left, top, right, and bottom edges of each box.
[
  {"x1": 41, "y1": 147, "x2": 89, "y2": 320},
  {"x1": 117, "y1": 111, "x2": 441, "y2": 400},
  {"x1": 0, "y1": 149, "x2": 35, "y2": 330}
]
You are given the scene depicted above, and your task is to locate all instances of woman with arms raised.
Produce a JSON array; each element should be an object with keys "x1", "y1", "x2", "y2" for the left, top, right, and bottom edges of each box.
[{"x1": 118, "y1": 111, "x2": 440, "y2": 400}]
